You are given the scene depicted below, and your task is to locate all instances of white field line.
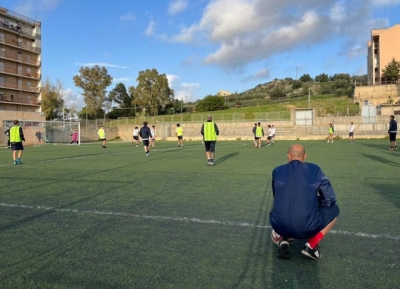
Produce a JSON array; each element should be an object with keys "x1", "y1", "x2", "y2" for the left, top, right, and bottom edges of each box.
[
  {"x1": 1, "y1": 202, "x2": 399, "y2": 241},
  {"x1": 0, "y1": 142, "x2": 248, "y2": 166}
]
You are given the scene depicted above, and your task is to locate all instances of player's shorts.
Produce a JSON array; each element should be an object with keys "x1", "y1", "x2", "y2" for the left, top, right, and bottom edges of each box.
[
  {"x1": 389, "y1": 132, "x2": 397, "y2": 142},
  {"x1": 133, "y1": 136, "x2": 139, "y2": 141},
  {"x1": 255, "y1": 137, "x2": 261, "y2": 140},
  {"x1": 267, "y1": 136, "x2": 273, "y2": 140},
  {"x1": 349, "y1": 132, "x2": 354, "y2": 137},
  {"x1": 142, "y1": 139, "x2": 150, "y2": 147},
  {"x1": 100, "y1": 138, "x2": 106, "y2": 141},
  {"x1": 11, "y1": 142, "x2": 24, "y2": 151},
  {"x1": 204, "y1": 141, "x2": 216, "y2": 153},
  {"x1": 177, "y1": 136, "x2": 183, "y2": 140},
  {"x1": 271, "y1": 204, "x2": 340, "y2": 239}
]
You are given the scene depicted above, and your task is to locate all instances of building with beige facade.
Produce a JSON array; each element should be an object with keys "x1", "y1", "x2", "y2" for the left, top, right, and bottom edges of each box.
[
  {"x1": 0, "y1": 6, "x2": 44, "y2": 127},
  {"x1": 367, "y1": 24, "x2": 400, "y2": 85}
]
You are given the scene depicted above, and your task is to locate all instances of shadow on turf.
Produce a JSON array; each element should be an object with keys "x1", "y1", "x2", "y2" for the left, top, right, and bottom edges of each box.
[
  {"x1": 214, "y1": 152, "x2": 239, "y2": 165},
  {"x1": 359, "y1": 153, "x2": 400, "y2": 167},
  {"x1": 369, "y1": 183, "x2": 400, "y2": 209}
]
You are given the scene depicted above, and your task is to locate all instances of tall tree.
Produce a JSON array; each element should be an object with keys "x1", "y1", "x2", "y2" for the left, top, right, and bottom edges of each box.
[
  {"x1": 299, "y1": 74, "x2": 312, "y2": 82},
  {"x1": 382, "y1": 58, "x2": 400, "y2": 83},
  {"x1": 106, "y1": 83, "x2": 135, "y2": 118},
  {"x1": 73, "y1": 66, "x2": 113, "y2": 116},
  {"x1": 132, "y1": 69, "x2": 174, "y2": 116},
  {"x1": 315, "y1": 73, "x2": 329, "y2": 82},
  {"x1": 41, "y1": 78, "x2": 64, "y2": 120}
]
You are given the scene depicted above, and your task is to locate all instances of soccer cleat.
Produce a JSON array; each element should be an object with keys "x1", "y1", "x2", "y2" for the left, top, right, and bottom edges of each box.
[
  {"x1": 277, "y1": 240, "x2": 290, "y2": 260},
  {"x1": 13, "y1": 161, "x2": 18, "y2": 165},
  {"x1": 178, "y1": 145, "x2": 180, "y2": 147},
  {"x1": 271, "y1": 230, "x2": 282, "y2": 246},
  {"x1": 210, "y1": 162, "x2": 214, "y2": 166},
  {"x1": 17, "y1": 159, "x2": 22, "y2": 164},
  {"x1": 301, "y1": 243, "x2": 322, "y2": 260},
  {"x1": 267, "y1": 143, "x2": 271, "y2": 146}
]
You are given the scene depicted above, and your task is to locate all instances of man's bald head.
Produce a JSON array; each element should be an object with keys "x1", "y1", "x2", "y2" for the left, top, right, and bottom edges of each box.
[{"x1": 287, "y1": 144, "x2": 306, "y2": 162}]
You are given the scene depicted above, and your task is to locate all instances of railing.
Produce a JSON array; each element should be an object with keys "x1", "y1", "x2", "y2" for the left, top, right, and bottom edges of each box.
[
  {"x1": 0, "y1": 95, "x2": 41, "y2": 105},
  {"x1": 0, "y1": 66, "x2": 41, "y2": 79},
  {"x1": 0, "y1": 50, "x2": 41, "y2": 66},
  {"x1": 1, "y1": 22, "x2": 37, "y2": 38},
  {"x1": 0, "y1": 36, "x2": 41, "y2": 53},
  {"x1": 0, "y1": 7, "x2": 38, "y2": 25},
  {"x1": 0, "y1": 81, "x2": 41, "y2": 92}
]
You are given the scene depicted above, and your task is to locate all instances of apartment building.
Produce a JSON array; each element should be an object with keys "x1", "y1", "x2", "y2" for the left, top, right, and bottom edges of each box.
[
  {"x1": 367, "y1": 24, "x2": 400, "y2": 85},
  {"x1": 0, "y1": 6, "x2": 43, "y2": 123}
]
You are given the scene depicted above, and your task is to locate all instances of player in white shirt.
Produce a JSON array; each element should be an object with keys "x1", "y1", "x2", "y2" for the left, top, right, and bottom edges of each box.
[
  {"x1": 266, "y1": 125, "x2": 274, "y2": 146},
  {"x1": 132, "y1": 127, "x2": 140, "y2": 146},
  {"x1": 150, "y1": 125, "x2": 156, "y2": 150},
  {"x1": 348, "y1": 122, "x2": 355, "y2": 143},
  {"x1": 271, "y1": 125, "x2": 276, "y2": 143}
]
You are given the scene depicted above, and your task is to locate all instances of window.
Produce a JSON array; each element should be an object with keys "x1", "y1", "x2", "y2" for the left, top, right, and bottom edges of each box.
[
  {"x1": 0, "y1": 33, "x2": 4, "y2": 42},
  {"x1": 364, "y1": 100, "x2": 369, "y2": 105},
  {"x1": 0, "y1": 62, "x2": 3, "y2": 72},
  {"x1": 27, "y1": 67, "x2": 31, "y2": 77}
]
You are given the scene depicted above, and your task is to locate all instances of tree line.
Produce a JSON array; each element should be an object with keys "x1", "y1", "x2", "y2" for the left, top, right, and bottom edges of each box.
[{"x1": 41, "y1": 66, "x2": 177, "y2": 120}]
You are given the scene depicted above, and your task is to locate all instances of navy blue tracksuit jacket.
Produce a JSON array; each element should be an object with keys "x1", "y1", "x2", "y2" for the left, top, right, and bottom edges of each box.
[{"x1": 269, "y1": 160, "x2": 337, "y2": 239}]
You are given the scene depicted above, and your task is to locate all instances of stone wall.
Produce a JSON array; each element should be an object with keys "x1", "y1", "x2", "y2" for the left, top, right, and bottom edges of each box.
[{"x1": 354, "y1": 84, "x2": 400, "y2": 107}]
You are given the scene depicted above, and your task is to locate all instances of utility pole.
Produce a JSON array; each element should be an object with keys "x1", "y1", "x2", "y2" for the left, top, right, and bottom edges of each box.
[{"x1": 296, "y1": 66, "x2": 298, "y2": 80}]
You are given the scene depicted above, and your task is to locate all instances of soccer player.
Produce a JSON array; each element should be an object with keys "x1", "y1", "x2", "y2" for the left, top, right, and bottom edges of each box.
[
  {"x1": 139, "y1": 122, "x2": 152, "y2": 156},
  {"x1": 70, "y1": 130, "x2": 79, "y2": 145},
  {"x1": 97, "y1": 125, "x2": 106, "y2": 148},
  {"x1": 200, "y1": 114, "x2": 219, "y2": 166},
  {"x1": 150, "y1": 125, "x2": 156, "y2": 150},
  {"x1": 9, "y1": 120, "x2": 25, "y2": 165},
  {"x1": 388, "y1": 115, "x2": 397, "y2": 150},
  {"x1": 132, "y1": 127, "x2": 140, "y2": 146},
  {"x1": 266, "y1": 125, "x2": 273, "y2": 146},
  {"x1": 255, "y1": 122, "x2": 264, "y2": 148},
  {"x1": 176, "y1": 123, "x2": 184, "y2": 147},
  {"x1": 252, "y1": 123, "x2": 257, "y2": 148},
  {"x1": 270, "y1": 144, "x2": 340, "y2": 260},
  {"x1": 271, "y1": 125, "x2": 276, "y2": 143},
  {"x1": 348, "y1": 122, "x2": 355, "y2": 143},
  {"x1": 4, "y1": 127, "x2": 10, "y2": 148},
  {"x1": 327, "y1": 124, "x2": 334, "y2": 143}
]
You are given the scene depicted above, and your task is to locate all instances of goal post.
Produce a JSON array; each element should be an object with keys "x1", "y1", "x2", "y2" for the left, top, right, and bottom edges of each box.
[{"x1": 2, "y1": 120, "x2": 81, "y2": 146}]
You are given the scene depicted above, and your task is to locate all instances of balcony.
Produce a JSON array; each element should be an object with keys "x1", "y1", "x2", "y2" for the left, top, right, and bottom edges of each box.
[
  {"x1": 0, "y1": 66, "x2": 41, "y2": 79},
  {"x1": 0, "y1": 7, "x2": 38, "y2": 26},
  {"x1": 0, "y1": 81, "x2": 41, "y2": 93},
  {"x1": 1, "y1": 21, "x2": 38, "y2": 39},
  {"x1": 0, "y1": 36, "x2": 41, "y2": 53},
  {"x1": 0, "y1": 50, "x2": 41, "y2": 66},
  {"x1": 0, "y1": 94, "x2": 41, "y2": 106}
]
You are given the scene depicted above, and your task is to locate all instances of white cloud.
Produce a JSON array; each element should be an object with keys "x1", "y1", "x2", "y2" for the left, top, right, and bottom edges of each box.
[
  {"x1": 13, "y1": 0, "x2": 61, "y2": 17},
  {"x1": 241, "y1": 69, "x2": 270, "y2": 82},
  {"x1": 167, "y1": 74, "x2": 200, "y2": 101},
  {"x1": 61, "y1": 88, "x2": 85, "y2": 110},
  {"x1": 120, "y1": 12, "x2": 135, "y2": 22},
  {"x1": 168, "y1": 0, "x2": 188, "y2": 15},
  {"x1": 145, "y1": 20, "x2": 156, "y2": 36},
  {"x1": 372, "y1": 0, "x2": 400, "y2": 5},
  {"x1": 75, "y1": 62, "x2": 129, "y2": 69},
  {"x1": 112, "y1": 77, "x2": 132, "y2": 82},
  {"x1": 165, "y1": 0, "x2": 398, "y2": 70}
]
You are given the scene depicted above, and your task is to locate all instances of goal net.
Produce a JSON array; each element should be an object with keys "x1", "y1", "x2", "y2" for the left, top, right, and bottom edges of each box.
[{"x1": 2, "y1": 120, "x2": 81, "y2": 145}]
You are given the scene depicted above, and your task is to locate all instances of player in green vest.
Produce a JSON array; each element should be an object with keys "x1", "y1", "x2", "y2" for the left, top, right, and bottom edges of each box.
[
  {"x1": 176, "y1": 123, "x2": 184, "y2": 147},
  {"x1": 327, "y1": 124, "x2": 334, "y2": 143},
  {"x1": 97, "y1": 125, "x2": 107, "y2": 148},
  {"x1": 200, "y1": 115, "x2": 219, "y2": 166},
  {"x1": 9, "y1": 120, "x2": 25, "y2": 165},
  {"x1": 255, "y1": 122, "x2": 264, "y2": 148}
]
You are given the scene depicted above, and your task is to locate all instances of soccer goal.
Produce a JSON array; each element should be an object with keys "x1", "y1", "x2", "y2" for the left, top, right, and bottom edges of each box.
[{"x1": 2, "y1": 120, "x2": 81, "y2": 146}]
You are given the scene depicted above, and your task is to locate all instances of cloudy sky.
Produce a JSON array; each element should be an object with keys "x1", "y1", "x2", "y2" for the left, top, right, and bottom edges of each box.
[{"x1": 9, "y1": 0, "x2": 400, "y2": 109}]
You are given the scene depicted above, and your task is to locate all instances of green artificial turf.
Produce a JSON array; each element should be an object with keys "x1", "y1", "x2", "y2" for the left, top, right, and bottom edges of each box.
[{"x1": 0, "y1": 140, "x2": 399, "y2": 288}]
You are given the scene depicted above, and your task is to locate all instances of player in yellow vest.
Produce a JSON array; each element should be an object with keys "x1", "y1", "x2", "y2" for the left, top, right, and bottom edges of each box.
[
  {"x1": 9, "y1": 120, "x2": 25, "y2": 165},
  {"x1": 200, "y1": 114, "x2": 219, "y2": 166},
  {"x1": 176, "y1": 123, "x2": 184, "y2": 147},
  {"x1": 327, "y1": 124, "x2": 334, "y2": 143},
  {"x1": 97, "y1": 125, "x2": 107, "y2": 148},
  {"x1": 255, "y1": 122, "x2": 264, "y2": 148}
]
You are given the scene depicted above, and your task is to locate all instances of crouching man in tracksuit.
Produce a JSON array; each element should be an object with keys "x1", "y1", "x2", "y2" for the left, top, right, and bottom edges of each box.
[{"x1": 269, "y1": 144, "x2": 340, "y2": 260}]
